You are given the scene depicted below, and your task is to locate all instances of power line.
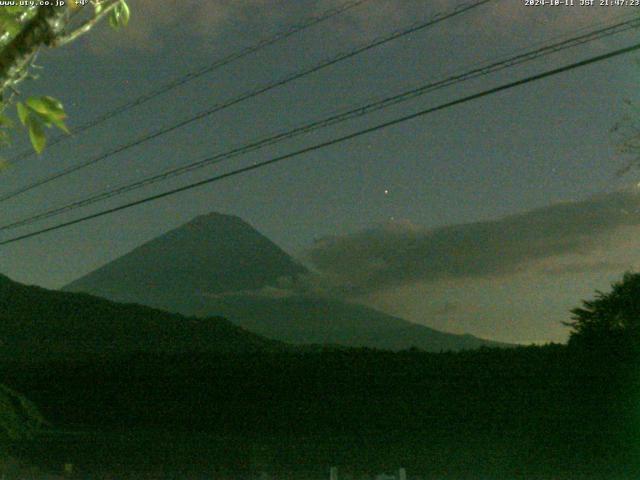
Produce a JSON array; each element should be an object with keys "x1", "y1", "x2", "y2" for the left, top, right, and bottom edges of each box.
[
  {"x1": 3, "y1": 14, "x2": 638, "y2": 232},
  {"x1": 6, "y1": 0, "x2": 374, "y2": 165},
  {"x1": 0, "y1": 0, "x2": 492, "y2": 203},
  {"x1": 2, "y1": 39, "x2": 638, "y2": 246}
]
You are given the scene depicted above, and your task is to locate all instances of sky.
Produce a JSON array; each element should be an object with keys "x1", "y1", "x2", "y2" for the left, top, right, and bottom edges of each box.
[{"x1": 1, "y1": 0, "x2": 640, "y2": 343}]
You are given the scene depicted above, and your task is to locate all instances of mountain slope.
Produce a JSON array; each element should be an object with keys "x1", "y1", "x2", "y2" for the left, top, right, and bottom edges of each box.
[
  {"x1": 188, "y1": 294, "x2": 505, "y2": 351},
  {"x1": 64, "y1": 212, "x2": 507, "y2": 351},
  {"x1": 0, "y1": 274, "x2": 281, "y2": 362},
  {"x1": 64, "y1": 212, "x2": 307, "y2": 310}
]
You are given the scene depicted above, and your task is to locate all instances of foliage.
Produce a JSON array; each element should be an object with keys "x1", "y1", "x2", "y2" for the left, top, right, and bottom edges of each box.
[
  {"x1": 0, "y1": 384, "x2": 44, "y2": 442},
  {"x1": 0, "y1": 1, "x2": 130, "y2": 154},
  {"x1": 0, "y1": 0, "x2": 130, "y2": 466},
  {"x1": 108, "y1": 0, "x2": 130, "y2": 29},
  {"x1": 0, "y1": 357, "x2": 45, "y2": 471},
  {"x1": 0, "y1": 7, "x2": 38, "y2": 50},
  {"x1": 566, "y1": 271, "x2": 640, "y2": 349},
  {"x1": 0, "y1": 275, "x2": 636, "y2": 476},
  {"x1": 15, "y1": 96, "x2": 68, "y2": 154},
  {"x1": 3, "y1": 344, "x2": 635, "y2": 478}
]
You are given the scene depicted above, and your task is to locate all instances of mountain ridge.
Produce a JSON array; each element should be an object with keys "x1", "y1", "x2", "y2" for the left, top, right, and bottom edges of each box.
[{"x1": 0, "y1": 273, "x2": 282, "y2": 362}]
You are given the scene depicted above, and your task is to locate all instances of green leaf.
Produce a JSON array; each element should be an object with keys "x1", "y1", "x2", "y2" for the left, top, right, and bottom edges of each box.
[
  {"x1": 109, "y1": 0, "x2": 130, "y2": 29},
  {"x1": 26, "y1": 117, "x2": 46, "y2": 154},
  {"x1": 119, "y1": 1, "x2": 130, "y2": 26},
  {"x1": 16, "y1": 102, "x2": 29, "y2": 126},
  {"x1": 49, "y1": 116, "x2": 69, "y2": 134},
  {"x1": 24, "y1": 96, "x2": 70, "y2": 135},
  {"x1": 40, "y1": 96, "x2": 65, "y2": 115},
  {"x1": 26, "y1": 96, "x2": 65, "y2": 119},
  {"x1": 108, "y1": 9, "x2": 118, "y2": 28}
]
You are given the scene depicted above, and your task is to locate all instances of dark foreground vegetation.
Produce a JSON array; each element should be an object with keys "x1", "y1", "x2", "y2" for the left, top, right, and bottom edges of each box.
[
  {"x1": 0, "y1": 341, "x2": 637, "y2": 479},
  {"x1": 1, "y1": 272, "x2": 639, "y2": 478}
]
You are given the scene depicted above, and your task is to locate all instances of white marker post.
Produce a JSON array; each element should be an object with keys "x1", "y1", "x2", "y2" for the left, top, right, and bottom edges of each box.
[
  {"x1": 330, "y1": 466, "x2": 338, "y2": 480},
  {"x1": 398, "y1": 468, "x2": 406, "y2": 480}
]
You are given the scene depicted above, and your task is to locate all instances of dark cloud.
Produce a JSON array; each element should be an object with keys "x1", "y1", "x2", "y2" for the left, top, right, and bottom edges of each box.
[{"x1": 307, "y1": 189, "x2": 640, "y2": 294}]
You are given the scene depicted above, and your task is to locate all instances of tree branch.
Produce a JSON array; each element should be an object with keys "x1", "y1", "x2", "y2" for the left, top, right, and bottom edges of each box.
[
  {"x1": 0, "y1": 6, "x2": 69, "y2": 95},
  {"x1": 53, "y1": 0, "x2": 122, "y2": 48}
]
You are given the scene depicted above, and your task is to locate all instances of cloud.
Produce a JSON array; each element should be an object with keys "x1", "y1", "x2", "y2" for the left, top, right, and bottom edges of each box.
[
  {"x1": 86, "y1": 0, "x2": 281, "y2": 53},
  {"x1": 307, "y1": 189, "x2": 640, "y2": 295},
  {"x1": 325, "y1": 0, "x2": 624, "y2": 40},
  {"x1": 313, "y1": 0, "x2": 439, "y2": 39},
  {"x1": 84, "y1": 0, "x2": 625, "y2": 58}
]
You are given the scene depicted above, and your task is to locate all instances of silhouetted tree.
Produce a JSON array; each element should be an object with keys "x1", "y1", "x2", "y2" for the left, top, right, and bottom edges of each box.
[{"x1": 565, "y1": 272, "x2": 640, "y2": 351}]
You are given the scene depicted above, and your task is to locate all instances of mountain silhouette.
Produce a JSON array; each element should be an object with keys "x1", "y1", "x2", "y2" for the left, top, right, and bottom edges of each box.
[
  {"x1": 64, "y1": 213, "x2": 506, "y2": 351},
  {"x1": 64, "y1": 212, "x2": 307, "y2": 310}
]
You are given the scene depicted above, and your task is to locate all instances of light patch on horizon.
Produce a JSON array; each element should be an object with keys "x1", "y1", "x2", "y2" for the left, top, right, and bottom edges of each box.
[
  {"x1": 354, "y1": 254, "x2": 638, "y2": 344},
  {"x1": 305, "y1": 190, "x2": 640, "y2": 343}
]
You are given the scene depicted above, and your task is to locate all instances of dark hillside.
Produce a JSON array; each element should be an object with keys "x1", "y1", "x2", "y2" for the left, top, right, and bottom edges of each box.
[{"x1": 0, "y1": 273, "x2": 281, "y2": 362}]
